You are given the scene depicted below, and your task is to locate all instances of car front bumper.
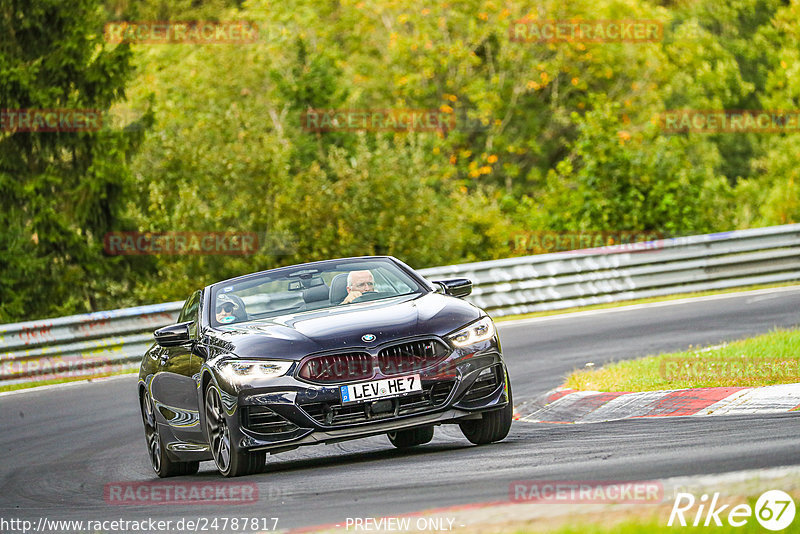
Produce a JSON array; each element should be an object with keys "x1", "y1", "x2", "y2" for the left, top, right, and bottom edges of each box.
[{"x1": 225, "y1": 348, "x2": 509, "y2": 453}]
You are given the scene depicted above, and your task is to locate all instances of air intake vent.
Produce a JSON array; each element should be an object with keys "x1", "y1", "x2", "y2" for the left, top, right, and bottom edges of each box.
[
  {"x1": 298, "y1": 379, "x2": 456, "y2": 427},
  {"x1": 462, "y1": 365, "x2": 503, "y2": 402},
  {"x1": 298, "y1": 352, "x2": 373, "y2": 383},
  {"x1": 241, "y1": 406, "x2": 298, "y2": 434},
  {"x1": 378, "y1": 339, "x2": 450, "y2": 376}
]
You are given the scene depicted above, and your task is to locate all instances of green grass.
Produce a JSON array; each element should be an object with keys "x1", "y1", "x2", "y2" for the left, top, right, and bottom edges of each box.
[
  {"x1": 564, "y1": 328, "x2": 800, "y2": 392},
  {"x1": 541, "y1": 518, "x2": 771, "y2": 534},
  {"x1": 494, "y1": 281, "x2": 800, "y2": 322},
  {"x1": 0, "y1": 369, "x2": 136, "y2": 393},
  {"x1": 509, "y1": 492, "x2": 799, "y2": 533},
  {"x1": 536, "y1": 509, "x2": 784, "y2": 533}
]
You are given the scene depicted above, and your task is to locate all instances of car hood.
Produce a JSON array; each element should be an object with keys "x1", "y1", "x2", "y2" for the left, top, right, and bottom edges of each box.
[{"x1": 205, "y1": 293, "x2": 482, "y2": 359}]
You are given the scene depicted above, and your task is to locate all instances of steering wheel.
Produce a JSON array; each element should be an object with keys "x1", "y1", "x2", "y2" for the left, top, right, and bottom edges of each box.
[{"x1": 351, "y1": 291, "x2": 395, "y2": 303}]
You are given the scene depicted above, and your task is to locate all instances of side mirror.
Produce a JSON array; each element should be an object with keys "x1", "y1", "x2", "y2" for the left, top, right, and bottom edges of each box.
[
  {"x1": 154, "y1": 321, "x2": 192, "y2": 347},
  {"x1": 433, "y1": 278, "x2": 473, "y2": 298}
]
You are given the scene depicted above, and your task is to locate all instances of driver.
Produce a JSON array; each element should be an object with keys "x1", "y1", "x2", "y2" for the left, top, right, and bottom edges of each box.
[
  {"x1": 341, "y1": 270, "x2": 375, "y2": 304},
  {"x1": 215, "y1": 298, "x2": 237, "y2": 324}
]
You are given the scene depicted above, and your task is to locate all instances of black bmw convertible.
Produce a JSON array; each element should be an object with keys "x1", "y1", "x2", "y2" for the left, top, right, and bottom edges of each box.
[{"x1": 138, "y1": 256, "x2": 512, "y2": 477}]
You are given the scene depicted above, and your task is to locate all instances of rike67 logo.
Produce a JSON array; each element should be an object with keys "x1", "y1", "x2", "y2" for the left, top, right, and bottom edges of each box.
[{"x1": 669, "y1": 490, "x2": 795, "y2": 530}]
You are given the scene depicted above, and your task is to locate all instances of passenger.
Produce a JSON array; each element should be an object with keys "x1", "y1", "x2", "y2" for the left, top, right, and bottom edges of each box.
[{"x1": 216, "y1": 301, "x2": 237, "y2": 324}]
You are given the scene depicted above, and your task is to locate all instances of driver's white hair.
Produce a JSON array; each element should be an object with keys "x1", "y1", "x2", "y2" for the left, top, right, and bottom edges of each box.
[{"x1": 347, "y1": 270, "x2": 373, "y2": 287}]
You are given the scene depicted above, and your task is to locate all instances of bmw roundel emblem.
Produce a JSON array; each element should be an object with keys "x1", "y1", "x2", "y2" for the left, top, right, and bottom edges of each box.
[{"x1": 362, "y1": 333, "x2": 376, "y2": 342}]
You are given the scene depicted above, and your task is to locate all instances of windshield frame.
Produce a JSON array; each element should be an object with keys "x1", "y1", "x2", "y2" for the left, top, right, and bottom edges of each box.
[{"x1": 206, "y1": 256, "x2": 431, "y2": 327}]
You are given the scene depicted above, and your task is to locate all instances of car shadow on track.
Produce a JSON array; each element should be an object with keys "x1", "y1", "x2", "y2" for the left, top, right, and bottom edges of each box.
[{"x1": 194, "y1": 442, "x2": 472, "y2": 477}]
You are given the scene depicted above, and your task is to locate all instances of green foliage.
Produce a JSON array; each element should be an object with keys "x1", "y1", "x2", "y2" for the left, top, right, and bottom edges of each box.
[
  {"x1": 533, "y1": 98, "x2": 732, "y2": 234},
  {"x1": 104, "y1": 0, "x2": 242, "y2": 21},
  {"x1": 2, "y1": 0, "x2": 799, "y2": 320},
  {"x1": 0, "y1": 0, "x2": 147, "y2": 321}
]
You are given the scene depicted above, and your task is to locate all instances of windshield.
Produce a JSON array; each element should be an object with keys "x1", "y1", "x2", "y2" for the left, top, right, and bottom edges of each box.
[{"x1": 209, "y1": 258, "x2": 425, "y2": 326}]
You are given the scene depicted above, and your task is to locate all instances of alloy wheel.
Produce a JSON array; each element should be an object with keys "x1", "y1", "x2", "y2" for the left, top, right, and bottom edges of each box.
[
  {"x1": 205, "y1": 386, "x2": 231, "y2": 473},
  {"x1": 141, "y1": 394, "x2": 162, "y2": 473}
]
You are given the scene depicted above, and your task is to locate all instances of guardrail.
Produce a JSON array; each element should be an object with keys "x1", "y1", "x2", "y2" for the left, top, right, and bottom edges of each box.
[
  {"x1": 2, "y1": 224, "x2": 799, "y2": 385},
  {"x1": 420, "y1": 224, "x2": 800, "y2": 317},
  {"x1": 0, "y1": 302, "x2": 183, "y2": 385}
]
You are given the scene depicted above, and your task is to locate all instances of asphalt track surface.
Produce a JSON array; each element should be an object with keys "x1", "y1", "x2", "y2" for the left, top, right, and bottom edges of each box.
[{"x1": 2, "y1": 287, "x2": 800, "y2": 531}]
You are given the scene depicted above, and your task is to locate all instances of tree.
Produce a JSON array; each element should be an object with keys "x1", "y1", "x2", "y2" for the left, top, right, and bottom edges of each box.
[
  {"x1": 533, "y1": 98, "x2": 732, "y2": 235},
  {"x1": 0, "y1": 0, "x2": 147, "y2": 321}
]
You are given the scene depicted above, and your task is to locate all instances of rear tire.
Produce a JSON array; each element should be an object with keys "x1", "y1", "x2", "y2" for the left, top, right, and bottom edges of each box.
[
  {"x1": 140, "y1": 393, "x2": 199, "y2": 477},
  {"x1": 205, "y1": 385, "x2": 265, "y2": 477},
  {"x1": 459, "y1": 376, "x2": 513, "y2": 445},
  {"x1": 387, "y1": 426, "x2": 435, "y2": 448}
]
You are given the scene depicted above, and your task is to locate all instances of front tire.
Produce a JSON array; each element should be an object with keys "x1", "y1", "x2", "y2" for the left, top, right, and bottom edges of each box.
[
  {"x1": 140, "y1": 393, "x2": 199, "y2": 477},
  {"x1": 387, "y1": 426, "x2": 435, "y2": 448},
  {"x1": 459, "y1": 377, "x2": 513, "y2": 445},
  {"x1": 205, "y1": 385, "x2": 265, "y2": 477}
]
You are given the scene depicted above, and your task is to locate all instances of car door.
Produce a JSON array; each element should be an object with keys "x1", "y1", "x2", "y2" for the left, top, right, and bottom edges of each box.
[{"x1": 149, "y1": 290, "x2": 204, "y2": 443}]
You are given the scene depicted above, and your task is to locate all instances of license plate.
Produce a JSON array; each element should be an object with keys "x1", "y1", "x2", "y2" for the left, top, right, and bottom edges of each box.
[{"x1": 340, "y1": 374, "x2": 422, "y2": 404}]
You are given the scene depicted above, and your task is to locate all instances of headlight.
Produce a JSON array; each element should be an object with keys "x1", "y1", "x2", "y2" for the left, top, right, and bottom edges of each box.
[
  {"x1": 448, "y1": 316, "x2": 496, "y2": 347},
  {"x1": 219, "y1": 359, "x2": 293, "y2": 383}
]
